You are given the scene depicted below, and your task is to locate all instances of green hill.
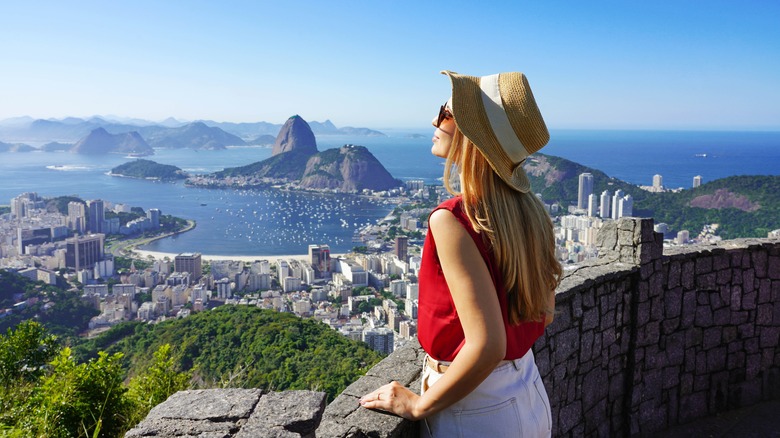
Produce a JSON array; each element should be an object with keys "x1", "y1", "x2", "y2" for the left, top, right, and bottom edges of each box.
[
  {"x1": 634, "y1": 175, "x2": 780, "y2": 238},
  {"x1": 74, "y1": 306, "x2": 383, "y2": 401},
  {"x1": 111, "y1": 159, "x2": 187, "y2": 180}
]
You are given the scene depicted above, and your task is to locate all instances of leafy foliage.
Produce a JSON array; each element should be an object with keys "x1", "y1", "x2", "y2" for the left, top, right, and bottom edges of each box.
[
  {"x1": 0, "y1": 269, "x2": 98, "y2": 337},
  {"x1": 0, "y1": 321, "x2": 58, "y2": 388},
  {"x1": 85, "y1": 306, "x2": 383, "y2": 400},
  {"x1": 1, "y1": 322, "x2": 191, "y2": 437}
]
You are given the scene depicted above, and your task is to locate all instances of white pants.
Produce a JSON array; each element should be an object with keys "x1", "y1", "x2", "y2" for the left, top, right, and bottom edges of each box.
[{"x1": 420, "y1": 350, "x2": 552, "y2": 438}]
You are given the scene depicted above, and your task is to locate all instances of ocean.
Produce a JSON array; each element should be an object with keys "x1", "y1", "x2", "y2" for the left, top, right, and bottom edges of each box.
[{"x1": 1, "y1": 129, "x2": 779, "y2": 255}]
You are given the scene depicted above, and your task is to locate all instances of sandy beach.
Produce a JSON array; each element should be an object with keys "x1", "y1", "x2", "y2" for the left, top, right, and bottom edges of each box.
[{"x1": 132, "y1": 248, "x2": 314, "y2": 264}]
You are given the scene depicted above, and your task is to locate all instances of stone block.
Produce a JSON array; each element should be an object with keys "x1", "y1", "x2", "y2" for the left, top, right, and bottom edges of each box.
[
  {"x1": 686, "y1": 328, "x2": 703, "y2": 349},
  {"x1": 759, "y1": 326, "x2": 779, "y2": 348},
  {"x1": 664, "y1": 287, "x2": 682, "y2": 319},
  {"x1": 557, "y1": 401, "x2": 583, "y2": 434},
  {"x1": 695, "y1": 305, "x2": 713, "y2": 327},
  {"x1": 722, "y1": 326, "x2": 737, "y2": 344},
  {"x1": 637, "y1": 321, "x2": 659, "y2": 347},
  {"x1": 667, "y1": 261, "x2": 681, "y2": 288},
  {"x1": 238, "y1": 391, "x2": 326, "y2": 438},
  {"x1": 695, "y1": 351, "x2": 708, "y2": 375},
  {"x1": 709, "y1": 290, "x2": 724, "y2": 309},
  {"x1": 144, "y1": 389, "x2": 262, "y2": 422},
  {"x1": 682, "y1": 261, "x2": 695, "y2": 290},
  {"x1": 618, "y1": 229, "x2": 636, "y2": 249},
  {"x1": 733, "y1": 311, "x2": 749, "y2": 326},
  {"x1": 596, "y1": 220, "x2": 618, "y2": 252},
  {"x1": 731, "y1": 287, "x2": 743, "y2": 311},
  {"x1": 680, "y1": 373, "x2": 693, "y2": 396},
  {"x1": 582, "y1": 367, "x2": 608, "y2": 412},
  {"x1": 125, "y1": 418, "x2": 237, "y2": 437},
  {"x1": 713, "y1": 253, "x2": 731, "y2": 271},
  {"x1": 662, "y1": 366, "x2": 681, "y2": 390},
  {"x1": 640, "y1": 262, "x2": 654, "y2": 279},
  {"x1": 702, "y1": 327, "x2": 722, "y2": 350},
  {"x1": 582, "y1": 307, "x2": 599, "y2": 331},
  {"x1": 746, "y1": 353, "x2": 761, "y2": 379},
  {"x1": 713, "y1": 307, "x2": 731, "y2": 326},
  {"x1": 696, "y1": 256, "x2": 713, "y2": 275},
  {"x1": 758, "y1": 281, "x2": 773, "y2": 303},
  {"x1": 744, "y1": 289, "x2": 760, "y2": 311},
  {"x1": 752, "y1": 250, "x2": 768, "y2": 278},
  {"x1": 650, "y1": 296, "x2": 664, "y2": 322},
  {"x1": 744, "y1": 337, "x2": 759, "y2": 354},
  {"x1": 707, "y1": 346, "x2": 727, "y2": 372},
  {"x1": 719, "y1": 285, "x2": 733, "y2": 307},
  {"x1": 696, "y1": 272, "x2": 716, "y2": 289},
  {"x1": 743, "y1": 269, "x2": 755, "y2": 292},
  {"x1": 579, "y1": 330, "x2": 594, "y2": 363},
  {"x1": 665, "y1": 333, "x2": 685, "y2": 367},
  {"x1": 731, "y1": 269, "x2": 743, "y2": 285},
  {"x1": 730, "y1": 250, "x2": 744, "y2": 268},
  {"x1": 620, "y1": 245, "x2": 635, "y2": 264},
  {"x1": 554, "y1": 328, "x2": 581, "y2": 364},
  {"x1": 716, "y1": 269, "x2": 731, "y2": 285},
  {"x1": 727, "y1": 351, "x2": 746, "y2": 371}
]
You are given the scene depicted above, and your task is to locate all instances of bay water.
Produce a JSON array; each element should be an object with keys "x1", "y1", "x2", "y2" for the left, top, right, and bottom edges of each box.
[{"x1": 1, "y1": 129, "x2": 778, "y2": 255}]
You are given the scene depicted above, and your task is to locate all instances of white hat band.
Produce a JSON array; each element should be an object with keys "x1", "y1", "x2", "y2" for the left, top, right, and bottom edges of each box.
[{"x1": 479, "y1": 74, "x2": 529, "y2": 163}]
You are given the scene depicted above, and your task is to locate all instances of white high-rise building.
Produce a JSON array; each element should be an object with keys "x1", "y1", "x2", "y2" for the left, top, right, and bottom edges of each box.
[
  {"x1": 611, "y1": 190, "x2": 625, "y2": 220},
  {"x1": 618, "y1": 195, "x2": 634, "y2": 218},
  {"x1": 587, "y1": 193, "x2": 598, "y2": 217},
  {"x1": 652, "y1": 174, "x2": 663, "y2": 191},
  {"x1": 677, "y1": 230, "x2": 690, "y2": 245},
  {"x1": 693, "y1": 175, "x2": 702, "y2": 188},
  {"x1": 599, "y1": 190, "x2": 611, "y2": 218},
  {"x1": 577, "y1": 173, "x2": 594, "y2": 210}
]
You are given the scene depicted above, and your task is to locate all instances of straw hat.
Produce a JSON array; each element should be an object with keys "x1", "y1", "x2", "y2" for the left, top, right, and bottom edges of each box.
[{"x1": 441, "y1": 70, "x2": 549, "y2": 193}]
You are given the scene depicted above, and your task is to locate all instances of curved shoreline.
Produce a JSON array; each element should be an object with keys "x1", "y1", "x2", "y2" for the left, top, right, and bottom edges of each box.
[
  {"x1": 125, "y1": 220, "x2": 315, "y2": 263},
  {"x1": 110, "y1": 219, "x2": 197, "y2": 258},
  {"x1": 132, "y1": 248, "x2": 311, "y2": 264}
]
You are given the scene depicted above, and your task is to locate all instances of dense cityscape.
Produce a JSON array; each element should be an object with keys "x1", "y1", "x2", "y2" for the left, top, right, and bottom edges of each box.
[{"x1": 2, "y1": 170, "x2": 760, "y2": 357}]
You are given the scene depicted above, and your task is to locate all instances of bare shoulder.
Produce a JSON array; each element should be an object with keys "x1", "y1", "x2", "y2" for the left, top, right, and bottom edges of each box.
[
  {"x1": 428, "y1": 208, "x2": 480, "y2": 262},
  {"x1": 428, "y1": 208, "x2": 464, "y2": 238}
]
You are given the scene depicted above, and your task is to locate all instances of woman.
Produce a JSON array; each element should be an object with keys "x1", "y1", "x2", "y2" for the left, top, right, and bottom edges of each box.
[{"x1": 360, "y1": 71, "x2": 562, "y2": 437}]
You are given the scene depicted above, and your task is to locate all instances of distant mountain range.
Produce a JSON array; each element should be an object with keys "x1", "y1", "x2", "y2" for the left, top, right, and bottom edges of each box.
[{"x1": 0, "y1": 115, "x2": 387, "y2": 147}]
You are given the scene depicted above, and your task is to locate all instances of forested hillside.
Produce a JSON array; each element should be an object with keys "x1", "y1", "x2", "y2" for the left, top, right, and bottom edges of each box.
[{"x1": 75, "y1": 305, "x2": 384, "y2": 400}]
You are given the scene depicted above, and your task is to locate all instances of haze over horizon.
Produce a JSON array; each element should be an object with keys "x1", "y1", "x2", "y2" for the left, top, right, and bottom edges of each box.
[{"x1": 2, "y1": 1, "x2": 779, "y2": 131}]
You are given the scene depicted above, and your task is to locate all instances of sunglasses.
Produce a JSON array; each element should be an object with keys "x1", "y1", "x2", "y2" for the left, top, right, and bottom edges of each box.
[{"x1": 436, "y1": 103, "x2": 453, "y2": 128}]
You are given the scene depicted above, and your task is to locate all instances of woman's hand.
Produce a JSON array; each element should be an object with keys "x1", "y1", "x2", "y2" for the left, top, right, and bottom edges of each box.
[{"x1": 359, "y1": 381, "x2": 422, "y2": 420}]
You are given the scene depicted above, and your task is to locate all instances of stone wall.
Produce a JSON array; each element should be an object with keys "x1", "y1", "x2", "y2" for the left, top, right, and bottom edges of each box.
[{"x1": 126, "y1": 218, "x2": 780, "y2": 437}]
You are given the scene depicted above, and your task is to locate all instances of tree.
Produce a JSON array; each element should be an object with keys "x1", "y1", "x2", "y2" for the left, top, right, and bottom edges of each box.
[
  {"x1": 31, "y1": 348, "x2": 129, "y2": 437},
  {"x1": 0, "y1": 320, "x2": 59, "y2": 388}
]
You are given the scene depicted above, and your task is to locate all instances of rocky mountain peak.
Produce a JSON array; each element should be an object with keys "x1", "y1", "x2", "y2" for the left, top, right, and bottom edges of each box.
[{"x1": 271, "y1": 115, "x2": 318, "y2": 157}]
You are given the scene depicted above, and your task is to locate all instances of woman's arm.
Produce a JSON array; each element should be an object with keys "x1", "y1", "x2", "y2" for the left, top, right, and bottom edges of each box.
[{"x1": 360, "y1": 208, "x2": 506, "y2": 420}]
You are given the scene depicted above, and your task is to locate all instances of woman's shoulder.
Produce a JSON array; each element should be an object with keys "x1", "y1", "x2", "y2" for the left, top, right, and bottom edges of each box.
[{"x1": 432, "y1": 195, "x2": 463, "y2": 213}]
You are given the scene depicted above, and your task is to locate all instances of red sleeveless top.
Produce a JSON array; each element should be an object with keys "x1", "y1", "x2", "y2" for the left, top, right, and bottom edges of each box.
[{"x1": 417, "y1": 196, "x2": 545, "y2": 362}]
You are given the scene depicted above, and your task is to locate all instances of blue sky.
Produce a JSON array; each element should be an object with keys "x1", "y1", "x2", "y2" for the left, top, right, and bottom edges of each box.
[{"x1": 1, "y1": 1, "x2": 778, "y2": 130}]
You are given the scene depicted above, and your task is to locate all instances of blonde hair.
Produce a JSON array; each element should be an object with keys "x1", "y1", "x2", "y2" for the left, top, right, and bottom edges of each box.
[{"x1": 444, "y1": 129, "x2": 562, "y2": 324}]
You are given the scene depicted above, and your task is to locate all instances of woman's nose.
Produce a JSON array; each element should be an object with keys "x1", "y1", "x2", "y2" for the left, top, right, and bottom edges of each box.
[{"x1": 431, "y1": 116, "x2": 438, "y2": 128}]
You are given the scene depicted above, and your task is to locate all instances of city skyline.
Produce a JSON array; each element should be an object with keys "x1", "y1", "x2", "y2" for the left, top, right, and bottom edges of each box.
[{"x1": 1, "y1": 1, "x2": 779, "y2": 130}]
